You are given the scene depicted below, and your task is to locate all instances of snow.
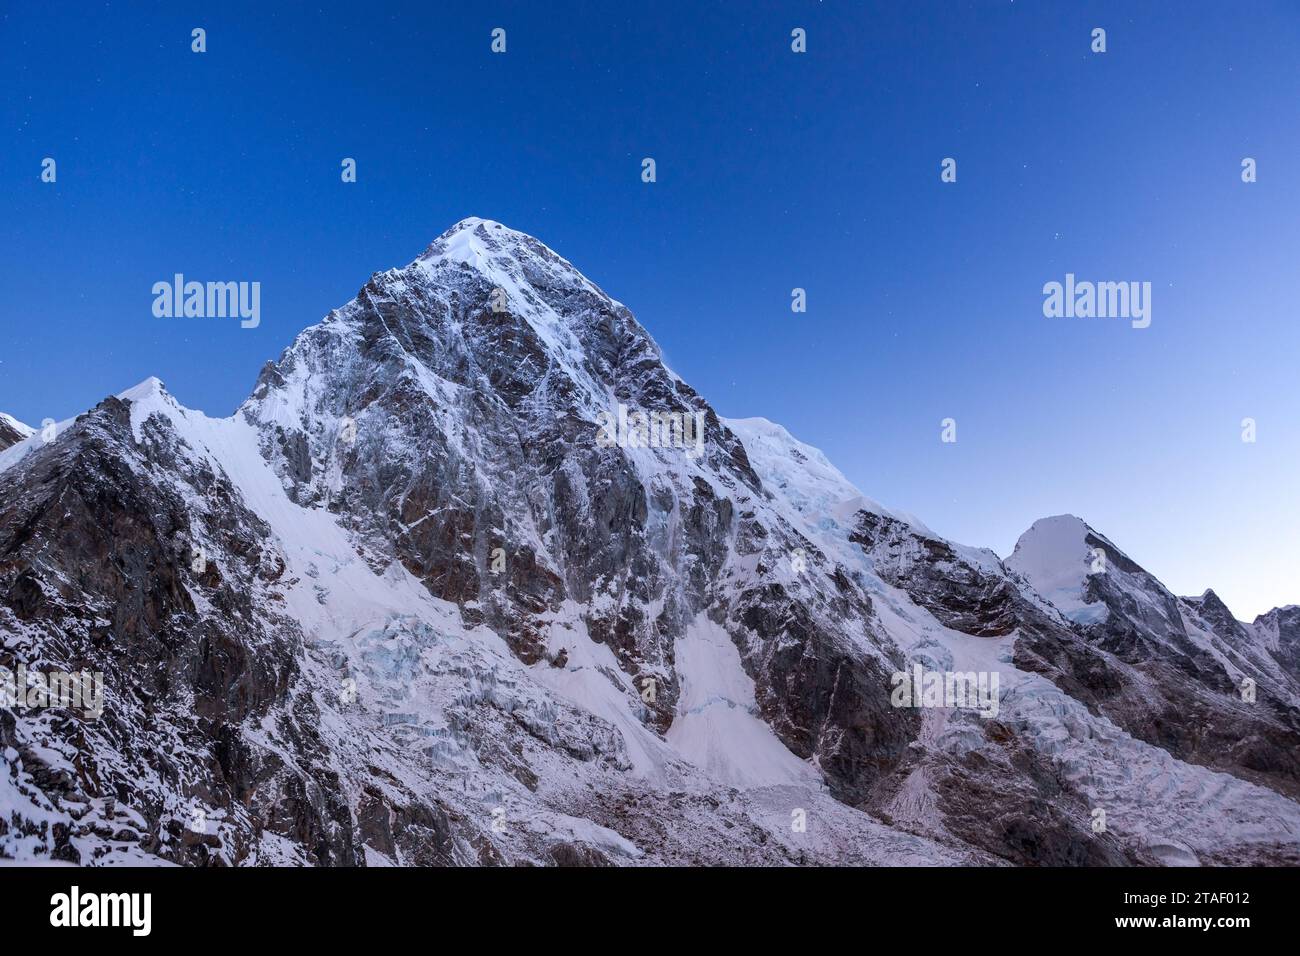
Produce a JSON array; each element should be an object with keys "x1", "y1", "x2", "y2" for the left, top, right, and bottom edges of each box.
[
  {"x1": 0, "y1": 413, "x2": 34, "y2": 438},
  {"x1": 0, "y1": 379, "x2": 174, "y2": 476},
  {"x1": 725, "y1": 416, "x2": 931, "y2": 536},
  {"x1": 415, "y1": 217, "x2": 622, "y2": 384},
  {"x1": 0, "y1": 415, "x2": 72, "y2": 475},
  {"x1": 100, "y1": 376, "x2": 690, "y2": 856},
  {"x1": 862, "y1": 555, "x2": 1300, "y2": 864},
  {"x1": 1004, "y1": 514, "x2": 1109, "y2": 624},
  {"x1": 114, "y1": 379, "x2": 460, "y2": 644},
  {"x1": 423, "y1": 217, "x2": 620, "y2": 306},
  {"x1": 528, "y1": 810, "x2": 643, "y2": 859},
  {"x1": 531, "y1": 603, "x2": 677, "y2": 782},
  {"x1": 666, "y1": 616, "x2": 820, "y2": 789}
]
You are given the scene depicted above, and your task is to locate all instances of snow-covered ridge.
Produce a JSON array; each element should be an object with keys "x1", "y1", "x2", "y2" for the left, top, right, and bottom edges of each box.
[
  {"x1": 1, "y1": 382, "x2": 184, "y2": 475},
  {"x1": 724, "y1": 416, "x2": 931, "y2": 535},
  {"x1": 417, "y1": 216, "x2": 624, "y2": 308},
  {"x1": 0, "y1": 413, "x2": 34, "y2": 438}
]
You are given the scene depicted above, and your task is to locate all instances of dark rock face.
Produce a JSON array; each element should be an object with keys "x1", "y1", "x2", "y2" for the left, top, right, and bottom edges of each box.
[
  {"x1": 924, "y1": 729, "x2": 1139, "y2": 867},
  {"x1": 729, "y1": 583, "x2": 917, "y2": 806},
  {"x1": 1251, "y1": 605, "x2": 1300, "y2": 685},
  {"x1": 0, "y1": 398, "x2": 359, "y2": 864},
  {"x1": 3, "y1": 220, "x2": 1298, "y2": 866},
  {"x1": 849, "y1": 511, "x2": 1029, "y2": 637},
  {"x1": 0, "y1": 417, "x2": 29, "y2": 452}
]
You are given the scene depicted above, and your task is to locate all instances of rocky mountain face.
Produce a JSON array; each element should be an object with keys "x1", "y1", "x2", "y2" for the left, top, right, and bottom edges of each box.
[
  {"x1": 1006, "y1": 516, "x2": 1300, "y2": 802},
  {"x1": 2, "y1": 218, "x2": 1298, "y2": 866},
  {"x1": 1247, "y1": 604, "x2": 1300, "y2": 685},
  {"x1": 0, "y1": 414, "x2": 32, "y2": 451}
]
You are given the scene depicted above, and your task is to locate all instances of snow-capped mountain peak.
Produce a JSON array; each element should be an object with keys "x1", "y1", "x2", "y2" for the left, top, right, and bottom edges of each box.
[
  {"x1": 1005, "y1": 514, "x2": 1113, "y2": 623},
  {"x1": 3, "y1": 220, "x2": 1299, "y2": 868},
  {"x1": 416, "y1": 216, "x2": 621, "y2": 310}
]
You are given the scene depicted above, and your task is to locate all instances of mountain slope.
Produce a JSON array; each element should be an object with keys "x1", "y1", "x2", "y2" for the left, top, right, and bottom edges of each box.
[
  {"x1": 1007, "y1": 516, "x2": 1300, "y2": 799},
  {"x1": 0, "y1": 414, "x2": 33, "y2": 451},
  {"x1": 2, "y1": 219, "x2": 1298, "y2": 866}
]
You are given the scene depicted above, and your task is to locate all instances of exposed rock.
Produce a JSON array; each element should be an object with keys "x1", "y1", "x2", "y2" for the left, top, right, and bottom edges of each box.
[{"x1": 2, "y1": 220, "x2": 1297, "y2": 867}]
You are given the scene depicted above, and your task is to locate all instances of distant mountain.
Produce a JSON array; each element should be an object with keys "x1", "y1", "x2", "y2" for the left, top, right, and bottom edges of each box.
[{"x1": 2, "y1": 219, "x2": 1296, "y2": 866}]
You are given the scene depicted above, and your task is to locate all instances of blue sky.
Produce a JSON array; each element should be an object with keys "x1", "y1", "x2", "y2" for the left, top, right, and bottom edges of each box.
[{"x1": 3, "y1": 1, "x2": 1298, "y2": 618}]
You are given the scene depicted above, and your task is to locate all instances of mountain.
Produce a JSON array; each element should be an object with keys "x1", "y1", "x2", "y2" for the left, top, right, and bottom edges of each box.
[
  {"x1": 1007, "y1": 516, "x2": 1300, "y2": 799},
  {"x1": 0, "y1": 413, "x2": 33, "y2": 451},
  {"x1": 2, "y1": 218, "x2": 1298, "y2": 866}
]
